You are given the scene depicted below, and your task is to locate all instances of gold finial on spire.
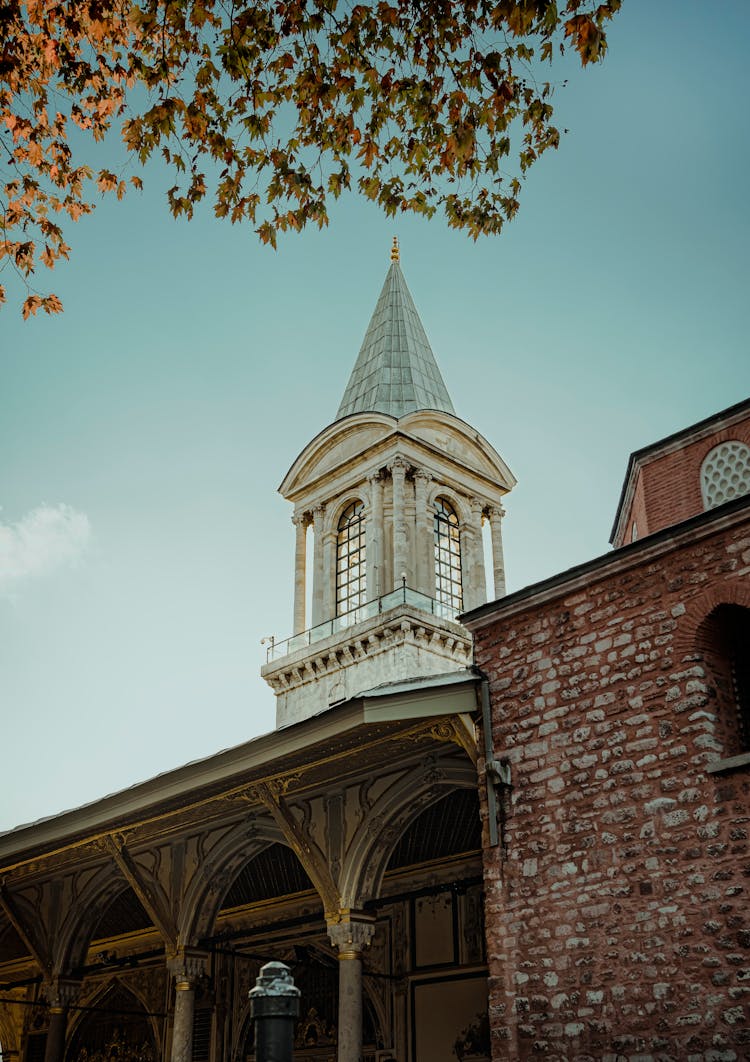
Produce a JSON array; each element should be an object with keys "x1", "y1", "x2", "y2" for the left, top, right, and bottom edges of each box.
[{"x1": 390, "y1": 236, "x2": 400, "y2": 263}]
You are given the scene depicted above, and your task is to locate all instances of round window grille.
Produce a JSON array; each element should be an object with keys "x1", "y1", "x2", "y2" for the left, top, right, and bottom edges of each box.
[{"x1": 701, "y1": 440, "x2": 750, "y2": 510}]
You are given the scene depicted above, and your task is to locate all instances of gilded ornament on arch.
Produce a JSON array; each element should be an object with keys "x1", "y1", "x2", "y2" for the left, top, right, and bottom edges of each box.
[{"x1": 294, "y1": 1007, "x2": 336, "y2": 1050}]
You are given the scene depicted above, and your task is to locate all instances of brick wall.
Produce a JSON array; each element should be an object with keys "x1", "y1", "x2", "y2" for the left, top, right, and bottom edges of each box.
[
  {"x1": 616, "y1": 416, "x2": 750, "y2": 547},
  {"x1": 472, "y1": 510, "x2": 750, "y2": 1060}
]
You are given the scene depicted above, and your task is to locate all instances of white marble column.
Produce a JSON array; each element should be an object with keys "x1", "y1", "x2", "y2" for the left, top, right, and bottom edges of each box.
[
  {"x1": 311, "y1": 504, "x2": 326, "y2": 626},
  {"x1": 328, "y1": 917, "x2": 376, "y2": 1062},
  {"x1": 168, "y1": 950, "x2": 207, "y2": 1062},
  {"x1": 389, "y1": 457, "x2": 408, "y2": 590},
  {"x1": 366, "y1": 473, "x2": 382, "y2": 600},
  {"x1": 413, "y1": 469, "x2": 433, "y2": 597},
  {"x1": 467, "y1": 499, "x2": 484, "y2": 611},
  {"x1": 489, "y1": 504, "x2": 507, "y2": 599},
  {"x1": 323, "y1": 529, "x2": 337, "y2": 619},
  {"x1": 292, "y1": 512, "x2": 308, "y2": 634}
]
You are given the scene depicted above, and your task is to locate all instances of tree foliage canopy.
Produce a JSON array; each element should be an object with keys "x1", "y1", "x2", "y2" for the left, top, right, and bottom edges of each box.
[{"x1": 1, "y1": 0, "x2": 621, "y2": 316}]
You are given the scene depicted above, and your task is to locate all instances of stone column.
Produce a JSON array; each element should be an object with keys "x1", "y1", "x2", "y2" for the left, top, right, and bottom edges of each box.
[
  {"x1": 292, "y1": 512, "x2": 308, "y2": 635},
  {"x1": 311, "y1": 504, "x2": 326, "y2": 626},
  {"x1": 413, "y1": 469, "x2": 433, "y2": 598},
  {"x1": 389, "y1": 457, "x2": 408, "y2": 591},
  {"x1": 489, "y1": 504, "x2": 507, "y2": 599},
  {"x1": 366, "y1": 472, "x2": 382, "y2": 600},
  {"x1": 42, "y1": 981, "x2": 79, "y2": 1062},
  {"x1": 328, "y1": 917, "x2": 376, "y2": 1062},
  {"x1": 465, "y1": 498, "x2": 487, "y2": 611},
  {"x1": 168, "y1": 949, "x2": 207, "y2": 1062},
  {"x1": 323, "y1": 529, "x2": 337, "y2": 619}
]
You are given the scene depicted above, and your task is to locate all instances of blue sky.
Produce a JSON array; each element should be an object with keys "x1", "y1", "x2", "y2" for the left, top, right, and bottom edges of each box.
[{"x1": 2, "y1": 0, "x2": 749, "y2": 830}]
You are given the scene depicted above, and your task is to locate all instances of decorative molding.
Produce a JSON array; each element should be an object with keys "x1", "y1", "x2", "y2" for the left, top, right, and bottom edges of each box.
[
  {"x1": 263, "y1": 610, "x2": 471, "y2": 697},
  {"x1": 327, "y1": 916, "x2": 375, "y2": 954},
  {"x1": 42, "y1": 977, "x2": 81, "y2": 1010},
  {"x1": 0, "y1": 884, "x2": 52, "y2": 979},
  {"x1": 104, "y1": 836, "x2": 178, "y2": 952},
  {"x1": 253, "y1": 783, "x2": 340, "y2": 920},
  {"x1": 418, "y1": 717, "x2": 479, "y2": 767},
  {"x1": 167, "y1": 947, "x2": 207, "y2": 987}
]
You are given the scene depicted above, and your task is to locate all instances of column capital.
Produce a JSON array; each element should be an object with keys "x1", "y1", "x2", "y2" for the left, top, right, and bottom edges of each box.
[
  {"x1": 312, "y1": 502, "x2": 326, "y2": 518},
  {"x1": 468, "y1": 496, "x2": 485, "y2": 517},
  {"x1": 168, "y1": 948, "x2": 208, "y2": 988},
  {"x1": 366, "y1": 469, "x2": 382, "y2": 484},
  {"x1": 327, "y1": 915, "x2": 376, "y2": 956},
  {"x1": 42, "y1": 978, "x2": 81, "y2": 1011},
  {"x1": 291, "y1": 511, "x2": 310, "y2": 529},
  {"x1": 489, "y1": 503, "x2": 506, "y2": 521},
  {"x1": 387, "y1": 456, "x2": 408, "y2": 477}
]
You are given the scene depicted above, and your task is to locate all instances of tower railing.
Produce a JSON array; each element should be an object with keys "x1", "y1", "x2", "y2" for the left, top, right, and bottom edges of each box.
[{"x1": 265, "y1": 585, "x2": 460, "y2": 663}]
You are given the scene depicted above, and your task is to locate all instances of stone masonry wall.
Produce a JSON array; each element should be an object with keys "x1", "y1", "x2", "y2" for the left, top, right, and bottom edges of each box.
[{"x1": 473, "y1": 512, "x2": 750, "y2": 1061}]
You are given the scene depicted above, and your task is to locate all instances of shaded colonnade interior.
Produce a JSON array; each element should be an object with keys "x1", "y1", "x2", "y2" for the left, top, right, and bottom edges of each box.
[{"x1": 0, "y1": 784, "x2": 489, "y2": 1062}]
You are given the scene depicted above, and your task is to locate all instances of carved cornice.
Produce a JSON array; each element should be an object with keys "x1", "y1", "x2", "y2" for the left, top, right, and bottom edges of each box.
[{"x1": 263, "y1": 611, "x2": 471, "y2": 695}]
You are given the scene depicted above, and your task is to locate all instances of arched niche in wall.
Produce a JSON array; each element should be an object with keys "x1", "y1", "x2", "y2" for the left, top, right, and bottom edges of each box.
[
  {"x1": 89, "y1": 886, "x2": 154, "y2": 944},
  {"x1": 65, "y1": 982, "x2": 157, "y2": 1062},
  {"x1": 696, "y1": 603, "x2": 750, "y2": 758},
  {"x1": 385, "y1": 787, "x2": 481, "y2": 872},
  {"x1": 0, "y1": 916, "x2": 29, "y2": 964},
  {"x1": 217, "y1": 842, "x2": 317, "y2": 913}
]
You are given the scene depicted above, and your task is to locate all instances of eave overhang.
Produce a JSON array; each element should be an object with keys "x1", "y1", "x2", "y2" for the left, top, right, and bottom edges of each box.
[{"x1": 0, "y1": 672, "x2": 480, "y2": 870}]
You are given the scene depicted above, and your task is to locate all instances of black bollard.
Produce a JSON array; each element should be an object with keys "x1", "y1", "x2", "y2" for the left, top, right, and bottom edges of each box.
[{"x1": 249, "y1": 960, "x2": 301, "y2": 1062}]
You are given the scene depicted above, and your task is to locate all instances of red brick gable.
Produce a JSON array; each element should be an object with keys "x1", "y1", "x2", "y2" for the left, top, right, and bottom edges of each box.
[{"x1": 611, "y1": 399, "x2": 750, "y2": 548}]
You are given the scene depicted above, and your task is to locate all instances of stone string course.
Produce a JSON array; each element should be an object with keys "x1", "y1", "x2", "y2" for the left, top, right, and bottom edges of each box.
[{"x1": 474, "y1": 515, "x2": 750, "y2": 1061}]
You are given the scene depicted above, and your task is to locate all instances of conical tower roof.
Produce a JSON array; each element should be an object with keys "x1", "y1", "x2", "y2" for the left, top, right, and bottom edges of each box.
[{"x1": 336, "y1": 242, "x2": 455, "y2": 420}]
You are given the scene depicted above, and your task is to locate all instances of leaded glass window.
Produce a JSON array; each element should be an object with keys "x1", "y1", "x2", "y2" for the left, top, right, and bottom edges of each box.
[
  {"x1": 701, "y1": 441, "x2": 750, "y2": 510},
  {"x1": 434, "y1": 498, "x2": 463, "y2": 612},
  {"x1": 336, "y1": 501, "x2": 366, "y2": 616}
]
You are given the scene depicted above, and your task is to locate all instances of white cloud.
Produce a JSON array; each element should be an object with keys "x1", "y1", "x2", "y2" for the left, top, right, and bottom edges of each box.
[{"x1": 0, "y1": 504, "x2": 91, "y2": 587}]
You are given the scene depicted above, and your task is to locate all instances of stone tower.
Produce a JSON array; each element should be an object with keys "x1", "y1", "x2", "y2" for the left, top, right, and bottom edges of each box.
[{"x1": 262, "y1": 240, "x2": 516, "y2": 726}]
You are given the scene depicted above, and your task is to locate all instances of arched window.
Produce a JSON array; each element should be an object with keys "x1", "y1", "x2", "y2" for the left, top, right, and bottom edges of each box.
[
  {"x1": 336, "y1": 501, "x2": 366, "y2": 616},
  {"x1": 698, "y1": 604, "x2": 750, "y2": 757},
  {"x1": 701, "y1": 441, "x2": 750, "y2": 510},
  {"x1": 434, "y1": 498, "x2": 463, "y2": 613}
]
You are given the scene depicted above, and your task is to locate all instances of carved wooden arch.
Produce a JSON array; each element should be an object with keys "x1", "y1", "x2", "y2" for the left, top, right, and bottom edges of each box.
[
  {"x1": 64, "y1": 975, "x2": 160, "y2": 1062},
  {"x1": 338, "y1": 758, "x2": 478, "y2": 909},
  {"x1": 0, "y1": 885, "x2": 54, "y2": 976},
  {"x1": 55, "y1": 864, "x2": 139, "y2": 976},
  {"x1": 178, "y1": 816, "x2": 290, "y2": 945},
  {"x1": 673, "y1": 582, "x2": 750, "y2": 661}
]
